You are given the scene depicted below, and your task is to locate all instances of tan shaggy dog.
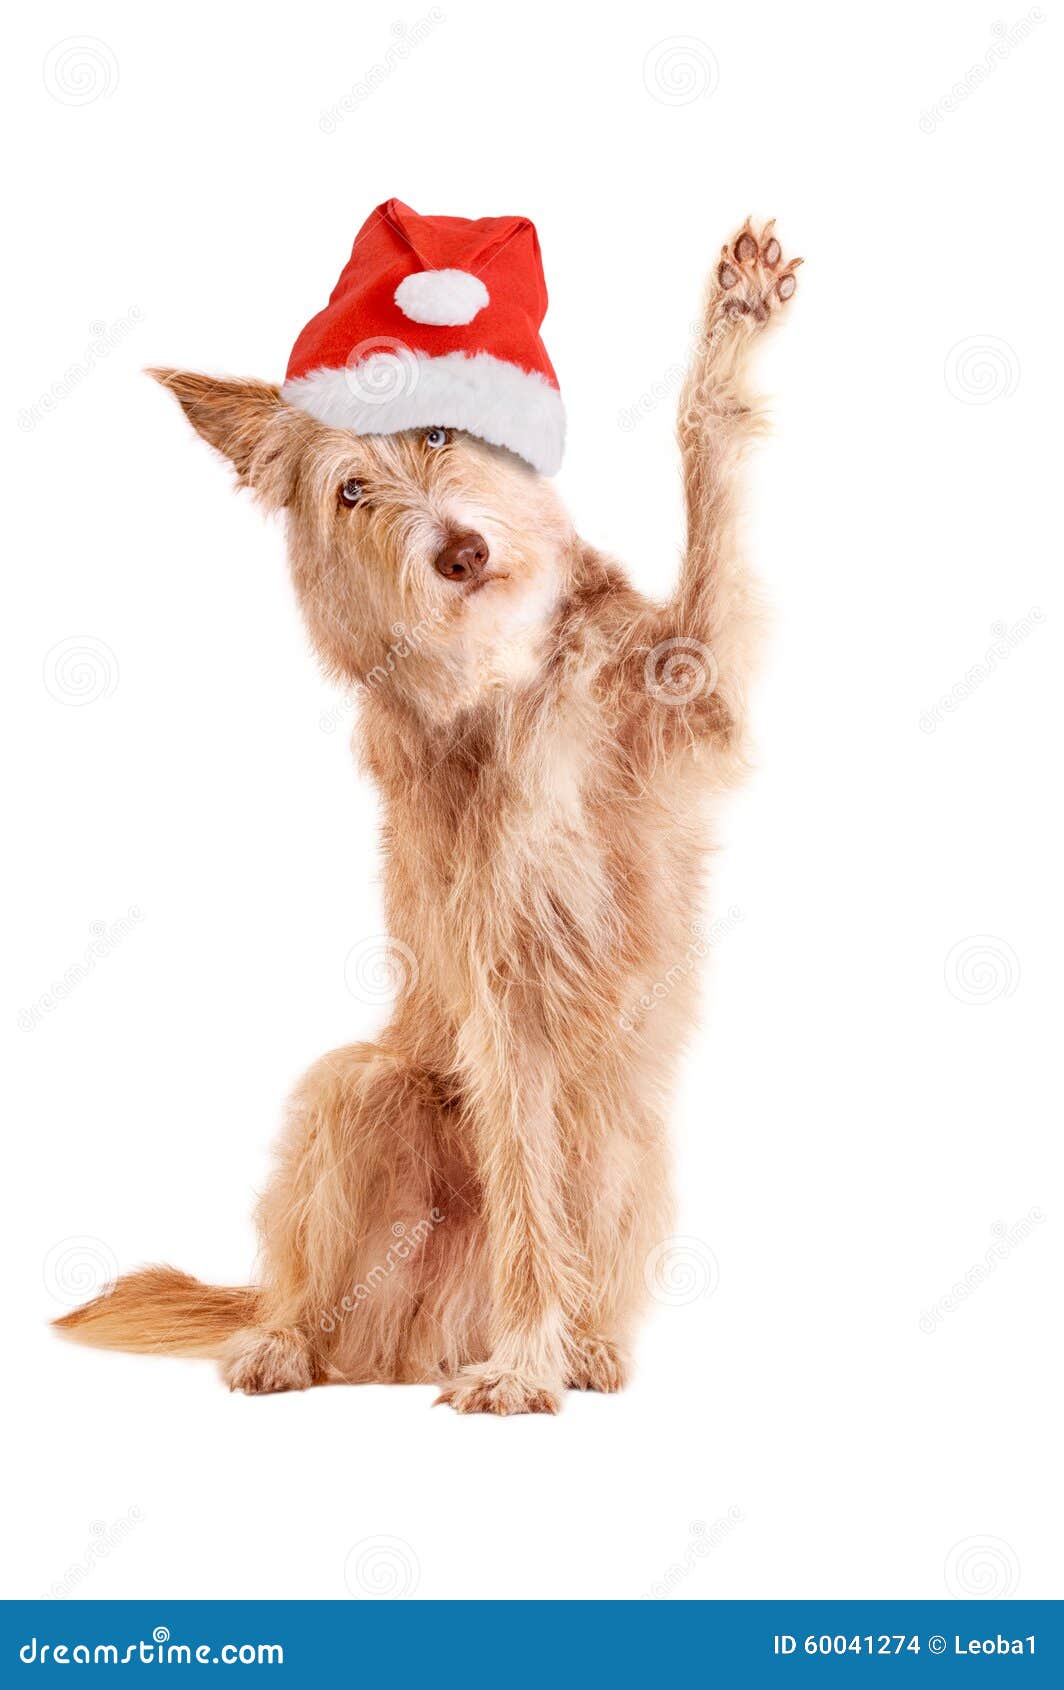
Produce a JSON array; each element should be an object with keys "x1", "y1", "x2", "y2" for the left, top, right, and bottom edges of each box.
[{"x1": 57, "y1": 221, "x2": 800, "y2": 1413}]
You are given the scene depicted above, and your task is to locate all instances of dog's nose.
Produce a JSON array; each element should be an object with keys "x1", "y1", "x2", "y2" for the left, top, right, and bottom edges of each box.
[{"x1": 433, "y1": 531, "x2": 489, "y2": 583}]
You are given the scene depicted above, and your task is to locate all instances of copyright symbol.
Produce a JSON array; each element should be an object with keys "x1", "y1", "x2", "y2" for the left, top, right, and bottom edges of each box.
[{"x1": 929, "y1": 1635, "x2": 947, "y2": 1655}]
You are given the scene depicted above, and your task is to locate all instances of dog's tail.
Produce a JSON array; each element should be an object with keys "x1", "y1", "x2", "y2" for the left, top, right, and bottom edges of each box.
[{"x1": 52, "y1": 1266, "x2": 257, "y2": 1358}]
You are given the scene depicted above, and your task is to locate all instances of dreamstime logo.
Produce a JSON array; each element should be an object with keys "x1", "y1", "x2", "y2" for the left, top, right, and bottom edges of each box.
[
  {"x1": 620, "y1": 909, "x2": 742, "y2": 1034},
  {"x1": 643, "y1": 1510, "x2": 743, "y2": 1598},
  {"x1": 944, "y1": 336, "x2": 1020, "y2": 404},
  {"x1": 644, "y1": 636, "x2": 718, "y2": 707},
  {"x1": 944, "y1": 935, "x2": 1020, "y2": 1005},
  {"x1": 643, "y1": 37, "x2": 719, "y2": 106},
  {"x1": 919, "y1": 1208, "x2": 1045, "y2": 1334},
  {"x1": 644, "y1": 1236, "x2": 719, "y2": 1306},
  {"x1": 43, "y1": 37, "x2": 119, "y2": 106},
  {"x1": 344, "y1": 936, "x2": 420, "y2": 1005},
  {"x1": 919, "y1": 12, "x2": 1044, "y2": 132},
  {"x1": 44, "y1": 1509, "x2": 144, "y2": 1599},
  {"x1": 944, "y1": 1535, "x2": 1021, "y2": 1597},
  {"x1": 919, "y1": 608, "x2": 1044, "y2": 733},
  {"x1": 344, "y1": 1536, "x2": 420, "y2": 1599},
  {"x1": 320, "y1": 1210, "x2": 444, "y2": 1332},
  {"x1": 19, "y1": 907, "x2": 144, "y2": 1032},
  {"x1": 43, "y1": 637, "x2": 119, "y2": 706},
  {"x1": 320, "y1": 10, "x2": 445, "y2": 132},
  {"x1": 18, "y1": 308, "x2": 145, "y2": 432},
  {"x1": 618, "y1": 363, "x2": 685, "y2": 432},
  {"x1": 344, "y1": 338, "x2": 421, "y2": 406},
  {"x1": 43, "y1": 1236, "x2": 118, "y2": 1308}
]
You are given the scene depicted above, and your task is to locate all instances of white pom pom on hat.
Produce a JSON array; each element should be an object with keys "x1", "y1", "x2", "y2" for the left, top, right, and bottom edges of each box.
[{"x1": 394, "y1": 268, "x2": 490, "y2": 327}]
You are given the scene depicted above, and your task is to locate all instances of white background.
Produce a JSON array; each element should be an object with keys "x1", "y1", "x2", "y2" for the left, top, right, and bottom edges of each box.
[{"x1": 4, "y1": 0, "x2": 1061, "y2": 1603}]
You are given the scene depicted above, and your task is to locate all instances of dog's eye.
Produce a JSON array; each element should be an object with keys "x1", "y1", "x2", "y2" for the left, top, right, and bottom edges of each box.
[
  {"x1": 339, "y1": 479, "x2": 365, "y2": 507},
  {"x1": 424, "y1": 427, "x2": 448, "y2": 450}
]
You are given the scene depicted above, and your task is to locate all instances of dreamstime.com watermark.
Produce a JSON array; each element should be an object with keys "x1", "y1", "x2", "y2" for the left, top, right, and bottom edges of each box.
[
  {"x1": 344, "y1": 935, "x2": 420, "y2": 1006},
  {"x1": 19, "y1": 908, "x2": 144, "y2": 1032},
  {"x1": 320, "y1": 12, "x2": 445, "y2": 132},
  {"x1": 43, "y1": 1235, "x2": 119, "y2": 1308},
  {"x1": 18, "y1": 310, "x2": 144, "y2": 432},
  {"x1": 18, "y1": 1628, "x2": 283, "y2": 1667},
  {"x1": 643, "y1": 37, "x2": 719, "y2": 106},
  {"x1": 944, "y1": 335, "x2": 1020, "y2": 404},
  {"x1": 920, "y1": 12, "x2": 1044, "y2": 132},
  {"x1": 43, "y1": 1509, "x2": 144, "y2": 1599},
  {"x1": 919, "y1": 610, "x2": 1043, "y2": 732},
  {"x1": 43, "y1": 37, "x2": 119, "y2": 105},
  {"x1": 644, "y1": 1235, "x2": 720, "y2": 1306},
  {"x1": 320, "y1": 1210, "x2": 445, "y2": 1333},
  {"x1": 944, "y1": 1535, "x2": 1021, "y2": 1597},
  {"x1": 943, "y1": 935, "x2": 1020, "y2": 1006},
  {"x1": 344, "y1": 1536, "x2": 420, "y2": 1599},
  {"x1": 919, "y1": 1209, "x2": 1045, "y2": 1333},
  {"x1": 43, "y1": 635, "x2": 120, "y2": 706},
  {"x1": 619, "y1": 311, "x2": 733, "y2": 432},
  {"x1": 643, "y1": 1509, "x2": 743, "y2": 1598},
  {"x1": 620, "y1": 909, "x2": 742, "y2": 1033},
  {"x1": 320, "y1": 609, "x2": 445, "y2": 732}
]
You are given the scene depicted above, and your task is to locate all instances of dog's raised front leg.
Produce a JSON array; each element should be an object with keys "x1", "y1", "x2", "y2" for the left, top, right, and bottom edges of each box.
[
  {"x1": 650, "y1": 219, "x2": 802, "y2": 755},
  {"x1": 436, "y1": 1006, "x2": 584, "y2": 1414}
]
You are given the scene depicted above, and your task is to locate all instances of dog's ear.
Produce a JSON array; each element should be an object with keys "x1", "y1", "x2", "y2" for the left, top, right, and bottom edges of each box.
[{"x1": 148, "y1": 369, "x2": 301, "y2": 508}]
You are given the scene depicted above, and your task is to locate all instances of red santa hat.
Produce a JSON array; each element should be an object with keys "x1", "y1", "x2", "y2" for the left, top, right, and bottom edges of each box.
[{"x1": 282, "y1": 199, "x2": 565, "y2": 475}]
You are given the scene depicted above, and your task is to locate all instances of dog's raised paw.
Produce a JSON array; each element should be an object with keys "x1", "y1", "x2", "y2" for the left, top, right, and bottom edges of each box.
[
  {"x1": 715, "y1": 219, "x2": 802, "y2": 323},
  {"x1": 220, "y1": 1326, "x2": 316, "y2": 1395},
  {"x1": 435, "y1": 1365, "x2": 561, "y2": 1416}
]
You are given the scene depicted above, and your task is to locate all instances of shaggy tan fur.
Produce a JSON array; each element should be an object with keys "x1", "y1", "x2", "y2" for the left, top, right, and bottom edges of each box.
[{"x1": 56, "y1": 222, "x2": 801, "y2": 1413}]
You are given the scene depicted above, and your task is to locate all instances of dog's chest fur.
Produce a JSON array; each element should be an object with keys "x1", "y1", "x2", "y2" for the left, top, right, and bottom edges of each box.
[{"x1": 368, "y1": 670, "x2": 706, "y2": 1049}]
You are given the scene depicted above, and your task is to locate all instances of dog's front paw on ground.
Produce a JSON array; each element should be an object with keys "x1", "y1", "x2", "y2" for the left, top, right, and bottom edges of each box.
[
  {"x1": 435, "y1": 1365, "x2": 561, "y2": 1416},
  {"x1": 715, "y1": 219, "x2": 802, "y2": 324},
  {"x1": 567, "y1": 1333, "x2": 630, "y2": 1393},
  {"x1": 220, "y1": 1326, "x2": 317, "y2": 1395}
]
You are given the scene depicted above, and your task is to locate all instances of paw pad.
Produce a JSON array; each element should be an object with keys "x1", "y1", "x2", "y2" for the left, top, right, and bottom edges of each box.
[{"x1": 714, "y1": 220, "x2": 802, "y2": 322}]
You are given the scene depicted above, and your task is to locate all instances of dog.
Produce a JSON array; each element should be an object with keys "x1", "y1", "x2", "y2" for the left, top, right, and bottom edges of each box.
[{"x1": 56, "y1": 218, "x2": 800, "y2": 1413}]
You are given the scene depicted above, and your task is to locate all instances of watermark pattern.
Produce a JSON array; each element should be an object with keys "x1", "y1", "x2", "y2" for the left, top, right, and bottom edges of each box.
[
  {"x1": 918, "y1": 609, "x2": 1044, "y2": 733},
  {"x1": 20, "y1": 1630, "x2": 283, "y2": 1666},
  {"x1": 43, "y1": 1510, "x2": 144, "y2": 1599},
  {"x1": 620, "y1": 310, "x2": 736, "y2": 434},
  {"x1": 645, "y1": 636, "x2": 718, "y2": 707},
  {"x1": 944, "y1": 335, "x2": 1020, "y2": 404},
  {"x1": 644, "y1": 1236, "x2": 720, "y2": 1306},
  {"x1": 920, "y1": 12, "x2": 1044, "y2": 132},
  {"x1": 643, "y1": 37, "x2": 719, "y2": 106},
  {"x1": 19, "y1": 908, "x2": 144, "y2": 1031},
  {"x1": 367, "y1": 610, "x2": 445, "y2": 690},
  {"x1": 620, "y1": 909, "x2": 742, "y2": 1034},
  {"x1": 643, "y1": 1510, "x2": 743, "y2": 1598},
  {"x1": 320, "y1": 1211, "x2": 444, "y2": 1332},
  {"x1": 319, "y1": 610, "x2": 446, "y2": 731},
  {"x1": 944, "y1": 1535, "x2": 1021, "y2": 1597},
  {"x1": 18, "y1": 309, "x2": 144, "y2": 431},
  {"x1": 344, "y1": 1536, "x2": 420, "y2": 1599},
  {"x1": 320, "y1": 11, "x2": 445, "y2": 132},
  {"x1": 343, "y1": 337, "x2": 421, "y2": 407},
  {"x1": 618, "y1": 363, "x2": 685, "y2": 432},
  {"x1": 43, "y1": 1236, "x2": 118, "y2": 1308},
  {"x1": 42, "y1": 636, "x2": 120, "y2": 706},
  {"x1": 944, "y1": 935, "x2": 1020, "y2": 1005},
  {"x1": 919, "y1": 1209, "x2": 1045, "y2": 1333},
  {"x1": 344, "y1": 936, "x2": 420, "y2": 1005},
  {"x1": 43, "y1": 37, "x2": 119, "y2": 106}
]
